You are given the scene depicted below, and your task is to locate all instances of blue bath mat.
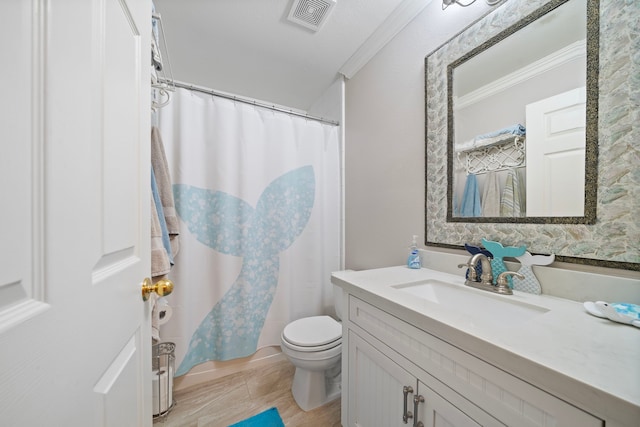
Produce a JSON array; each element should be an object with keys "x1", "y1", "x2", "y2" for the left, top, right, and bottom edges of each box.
[{"x1": 228, "y1": 407, "x2": 284, "y2": 427}]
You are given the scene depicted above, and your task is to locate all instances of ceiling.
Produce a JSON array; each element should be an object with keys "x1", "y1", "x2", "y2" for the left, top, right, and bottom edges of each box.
[
  {"x1": 153, "y1": 0, "x2": 429, "y2": 111},
  {"x1": 455, "y1": 0, "x2": 586, "y2": 96}
]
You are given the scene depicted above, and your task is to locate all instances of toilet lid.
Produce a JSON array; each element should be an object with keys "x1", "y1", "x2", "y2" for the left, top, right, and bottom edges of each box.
[{"x1": 283, "y1": 315, "x2": 342, "y2": 347}]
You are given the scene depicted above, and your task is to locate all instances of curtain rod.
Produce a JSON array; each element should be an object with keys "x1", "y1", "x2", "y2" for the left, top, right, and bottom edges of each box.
[{"x1": 163, "y1": 79, "x2": 340, "y2": 126}]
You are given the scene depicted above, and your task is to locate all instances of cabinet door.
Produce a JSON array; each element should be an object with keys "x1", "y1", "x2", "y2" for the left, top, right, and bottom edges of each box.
[
  {"x1": 417, "y1": 381, "x2": 481, "y2": 427},
  {"x1": 348, "y1": 331, "x2": 417, "y2": 427}
]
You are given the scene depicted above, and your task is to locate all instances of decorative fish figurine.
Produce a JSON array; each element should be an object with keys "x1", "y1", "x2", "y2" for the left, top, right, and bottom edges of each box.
[
  {"x1": 584, "y1": 301, "x2": 640, "y2": 328},
  {"x1": 513, "y1": 252, "x2": 555, "y2": 294},
  {"x1": 464, "y1": 244, "x2": 493, "y2": 280},
  {"x1": 481, "y1": 239, "x2": 526, "y2": 286},
  {"x1": 172, "y1": 166, "x2": 315, "y2": 376}
]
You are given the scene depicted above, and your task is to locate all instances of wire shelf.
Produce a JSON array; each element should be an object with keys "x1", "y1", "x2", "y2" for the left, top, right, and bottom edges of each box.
[{"x1": 456, "y1": 135, "x2": 526, "y2": 174}]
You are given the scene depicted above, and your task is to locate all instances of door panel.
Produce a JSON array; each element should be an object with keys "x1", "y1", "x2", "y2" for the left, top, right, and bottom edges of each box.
[
  {"x1": 416, "y1": 379, "x2": 505, "y2": 427},
  {"x1": 0, "y1": 0, "x2": 151, "y2": 425},
  {"x1": 419, "y1": 383, "x2": 481, "y2": 427},
  {"x1": 93, "y1": 334, "x2": 144, "y2": 427},
  {"x1": 103, "y1": 0, "x2": 141, "y2": 254},
  {"x1": 525, "y1": 87, "x2": 586, "y2": 216},
  {"x1": 348, "y1": 331, "x2": 416, "y2": 427},
  {"x1": 0, "y1": 0, "x2": 48, "y2": 332}
]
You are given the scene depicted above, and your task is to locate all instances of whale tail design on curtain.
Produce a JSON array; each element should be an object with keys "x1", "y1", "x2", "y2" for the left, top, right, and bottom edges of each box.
[
  {"x1": 157, "y1": 87, "x2": 341, "y2": 377},
  {"x1": 173, "y1": 167, "x2": 315, "y2": 375}
]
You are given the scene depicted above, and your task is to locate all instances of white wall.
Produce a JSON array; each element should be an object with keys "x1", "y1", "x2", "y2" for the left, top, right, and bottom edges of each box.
[
  {"x1": 344, "y1": 1, "x2": 495, "y2": 270},
  {"x1": 308, "y1": 75, "x2": 344, "y2": 124}
]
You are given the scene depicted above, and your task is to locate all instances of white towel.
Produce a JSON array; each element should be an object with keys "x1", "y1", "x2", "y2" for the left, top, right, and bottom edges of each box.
[
  {"x1": 482, "y1": 171, "x2": 501, "y2": 217},
  {"x1": 500, "y1": 169, "x2": 524, "y2": 217}
]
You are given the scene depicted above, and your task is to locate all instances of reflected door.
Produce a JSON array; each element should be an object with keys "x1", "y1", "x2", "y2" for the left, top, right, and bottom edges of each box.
[{"x1": 525, "y1": 87, "x2": 586, "y2": 216}]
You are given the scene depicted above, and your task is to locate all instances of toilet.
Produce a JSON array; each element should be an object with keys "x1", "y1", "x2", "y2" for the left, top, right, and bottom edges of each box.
[{"x1": 280, "y1": 286, "x2": 344, "y2": 411}]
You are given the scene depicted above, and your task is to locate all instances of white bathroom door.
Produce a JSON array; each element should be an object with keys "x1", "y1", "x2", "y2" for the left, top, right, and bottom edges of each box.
[
  {"x1": 525, "y1": 87, "x2": 586, "y2": 216},
  {"x1": 0, "y1": 0, "x2": 152, "y2": 426}
]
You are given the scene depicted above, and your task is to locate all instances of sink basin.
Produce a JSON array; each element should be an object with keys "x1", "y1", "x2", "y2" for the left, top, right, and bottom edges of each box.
[{"x1": 393, "y1": 279, "x2": 549, "y2": 328}]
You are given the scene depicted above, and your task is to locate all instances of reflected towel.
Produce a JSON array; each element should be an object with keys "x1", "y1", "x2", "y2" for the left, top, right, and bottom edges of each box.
[
  {"x1": 476, "y1": 124, "x2": 525, "y2": 141},
  {"x1": 460, "y1": 174, "x2": 481, "y2": 217},
  {"x1": 501, "y1": 169, "x2": 525, "y2": 217},
  {"x1": 482, "y1": 171, "x2": 501, "y2": 217},
  {"x1": 454, "y1": 138, "x2": 477, "y2": 153},
  {"x1": 455, "y1": 133, "x2": 522, "y2": 153}
]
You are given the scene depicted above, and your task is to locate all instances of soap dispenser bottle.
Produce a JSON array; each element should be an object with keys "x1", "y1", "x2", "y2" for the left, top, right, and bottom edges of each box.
[{"x1": 407, "y1": 235, "x2": 422, "y2": 269}]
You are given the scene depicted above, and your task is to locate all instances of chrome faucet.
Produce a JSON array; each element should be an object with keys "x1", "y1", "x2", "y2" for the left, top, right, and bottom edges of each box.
[
  {"x1": 470, "y1": 253, "x2": 493, "y2": 286},
  {"x1": 458, "y1": 253, "x2": 493, "y2": 286},
  {"x1": 494, "y1": 271, "x2": 525, "y2": 295},
  {"x1": 458, "y1": 254, "x2": 524, "y2": 295}
]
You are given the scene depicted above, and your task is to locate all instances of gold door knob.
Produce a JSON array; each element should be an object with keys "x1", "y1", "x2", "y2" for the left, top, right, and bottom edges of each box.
[{"x1": 141, "y1": 277, "x2": 174, "y2": 301}]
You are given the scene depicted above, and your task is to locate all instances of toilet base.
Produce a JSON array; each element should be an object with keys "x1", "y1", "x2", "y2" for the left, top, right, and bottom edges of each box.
[{"x1": 291, "y1": 364, "x2": 341, "y2": 411}]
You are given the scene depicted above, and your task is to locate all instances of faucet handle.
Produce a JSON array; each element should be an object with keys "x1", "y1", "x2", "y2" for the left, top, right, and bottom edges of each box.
[
  {"x1": 458, "y1": 262, "x2": 477, "y2": 281},
  {"x1": 495, "y1": 271, "x2": 525, "y2": 295}
]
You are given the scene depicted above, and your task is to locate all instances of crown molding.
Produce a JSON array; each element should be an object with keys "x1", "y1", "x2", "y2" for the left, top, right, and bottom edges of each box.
[
  {"x1": 454, "y1": 39, "x2": 586, "y2": 110},
  {"x1": 339, "y1": 0, "x2": 431, "y2": 79}
]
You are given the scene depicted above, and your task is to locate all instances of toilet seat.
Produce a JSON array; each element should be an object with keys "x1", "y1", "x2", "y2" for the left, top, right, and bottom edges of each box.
[
  {"x1": 282, "y1": 315, "x2": 342, "y2": 352},
  {"x1": 282, "y1": 335, "x2": 342, "y2": 353}
]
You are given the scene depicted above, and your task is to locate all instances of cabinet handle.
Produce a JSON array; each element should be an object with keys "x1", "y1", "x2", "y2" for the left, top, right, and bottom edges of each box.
[
  {"x1": 402, "y1": 386, "x2": 414, "y2": 423},
  {"x1": 413, "y1": 394, "x2": 425, "y2": 427}
]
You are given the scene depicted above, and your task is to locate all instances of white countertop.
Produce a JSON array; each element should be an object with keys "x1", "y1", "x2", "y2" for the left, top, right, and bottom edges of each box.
[{"x1": 332, "y1": 266, "x2": 640, "y2": 427}]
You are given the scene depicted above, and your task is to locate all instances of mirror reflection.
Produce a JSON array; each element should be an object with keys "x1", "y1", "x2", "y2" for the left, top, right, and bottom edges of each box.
[{"x1": 449, "y1": 0, "x2": 590, "y2": 219}]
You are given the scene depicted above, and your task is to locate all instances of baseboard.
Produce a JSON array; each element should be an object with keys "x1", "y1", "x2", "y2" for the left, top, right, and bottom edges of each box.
[{"x1": 172, "y1": 346, "x2": 287, "y2": 393}]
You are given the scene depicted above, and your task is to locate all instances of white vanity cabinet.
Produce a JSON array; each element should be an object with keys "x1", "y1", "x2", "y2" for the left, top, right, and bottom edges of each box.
[
  {"x1": 348, "y1": 330, "x2": 503, "y2": 426},
  {"x1": 343, "y1": 295, "x2": 603, "y2": 427}
]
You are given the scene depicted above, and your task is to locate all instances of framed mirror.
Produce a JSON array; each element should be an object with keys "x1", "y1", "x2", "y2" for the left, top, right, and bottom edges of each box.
[
  {"x1": 425, "y1": 0, "x2": 640, "y2": 270},
  {"x1": 448, "y1": 0, "x2": 597, "y2": 223}
]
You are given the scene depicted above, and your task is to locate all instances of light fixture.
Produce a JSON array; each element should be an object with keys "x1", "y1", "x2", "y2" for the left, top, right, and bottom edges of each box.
[{"x1": 442, "y1": 0, "x2": 501, "y2": 10}]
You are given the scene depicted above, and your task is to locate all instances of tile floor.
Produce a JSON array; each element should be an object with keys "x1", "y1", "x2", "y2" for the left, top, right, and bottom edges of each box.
[{"x1": 154, "y1": 358, "x2": 342, "y2": 426}]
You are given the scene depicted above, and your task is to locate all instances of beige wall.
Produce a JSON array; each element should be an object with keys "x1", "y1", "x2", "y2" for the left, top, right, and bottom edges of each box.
[{"x1": 345, "y1": 1, "x2": 495, "y2": 270}]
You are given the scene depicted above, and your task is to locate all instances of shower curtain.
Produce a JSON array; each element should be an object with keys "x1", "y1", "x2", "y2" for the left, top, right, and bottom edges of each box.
[{"x1": 157, "y1": 88, "x2": 341, "y2": 376}]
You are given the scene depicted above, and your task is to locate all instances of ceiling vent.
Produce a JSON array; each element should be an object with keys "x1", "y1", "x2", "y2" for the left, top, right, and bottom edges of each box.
[{"x1": 287, "y1": 0, "x2": 336, "y2": 32}]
